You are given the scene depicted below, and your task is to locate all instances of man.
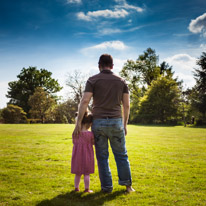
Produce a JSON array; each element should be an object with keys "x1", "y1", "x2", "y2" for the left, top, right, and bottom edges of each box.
[{"x1": 73, "y1": 54, "x2": 135, "y2": 193}]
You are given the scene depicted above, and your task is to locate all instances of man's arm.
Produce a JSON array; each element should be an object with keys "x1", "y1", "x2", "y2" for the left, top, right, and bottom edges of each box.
[
  {"x1": 122, "y1": 93, "x2": 130, "y2": 136},
  {"x1": 72, "y1": 92, "x2": 93, "y2": 137}
]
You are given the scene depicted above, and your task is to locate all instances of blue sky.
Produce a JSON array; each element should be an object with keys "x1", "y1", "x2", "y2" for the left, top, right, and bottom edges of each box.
[{"x1": 0, "y1": 0, "x2": 206, "y2": 108}]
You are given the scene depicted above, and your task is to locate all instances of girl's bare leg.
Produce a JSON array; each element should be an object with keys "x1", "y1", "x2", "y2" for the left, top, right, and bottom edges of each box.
[{"x1": 74, "y1": 174, "x2": 81, "y2": 191}]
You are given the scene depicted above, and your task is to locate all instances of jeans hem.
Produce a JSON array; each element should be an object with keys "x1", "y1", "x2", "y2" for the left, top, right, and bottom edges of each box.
[
  {"x1": 101, "y1": 186, "x2": 113, "y2": 193},
  {"x1": 118, "y1": 180, "x2": 132, "y2": 186}
]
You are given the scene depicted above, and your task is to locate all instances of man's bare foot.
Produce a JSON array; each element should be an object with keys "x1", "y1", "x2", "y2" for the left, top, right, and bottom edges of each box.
[{"x1": 126, "y1": 186, "x2": 135, "y2": 193}]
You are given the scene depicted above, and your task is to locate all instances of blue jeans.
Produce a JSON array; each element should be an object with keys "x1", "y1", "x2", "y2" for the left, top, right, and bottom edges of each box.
[{"x1": 92, "y1": 118, "x2": 132, "y2": 192}]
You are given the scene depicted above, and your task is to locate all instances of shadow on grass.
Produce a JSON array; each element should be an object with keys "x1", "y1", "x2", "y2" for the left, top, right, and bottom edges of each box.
[
  {"x1": 187, "y1": 125, "x2": 206, "y2": 128},
  {"x1": 36, "y1": 190, "x2": 126, "y2": 206}
]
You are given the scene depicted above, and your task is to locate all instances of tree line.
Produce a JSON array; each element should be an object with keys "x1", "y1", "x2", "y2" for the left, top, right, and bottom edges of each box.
[
  {"x1": 0, "y1": 48, "x2": 205, "y2": 125},
  {"x1": 120, "y1": 48, "x2": 206, "y2": 125}
]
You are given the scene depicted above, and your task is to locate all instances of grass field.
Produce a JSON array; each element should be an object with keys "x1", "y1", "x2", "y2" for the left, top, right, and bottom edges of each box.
[{"x1": 0, "y1": 124, "x2": 206, "y2": 206}]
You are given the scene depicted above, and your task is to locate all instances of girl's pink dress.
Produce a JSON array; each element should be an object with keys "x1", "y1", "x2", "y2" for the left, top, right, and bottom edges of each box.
[{"x1": 71, "y1": 131, "x2": 95, "y2": 175}]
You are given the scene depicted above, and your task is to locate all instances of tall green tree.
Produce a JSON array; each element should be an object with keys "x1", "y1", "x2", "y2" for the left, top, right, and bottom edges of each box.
[
  {"x1": 120, "y1": 48, "x2": 180, "y2": 123},
  {"x1": 6, "y1": 67, "x2": 62, "y2": 115},
  {"x1": 120, "y1": 48, "x2": 160, "y2": 122},
  {"x1": 189, "y1": 52, "x2": 206, "y2": 123},
  {"x1": 120, "y1": 48, "x2": 160, "y2": 90},
  {"x1": 28, "y1": 87, "x2": 56, "y2": 123},
  {"x1": 137, "y1": 76, "x2": 181, "y2": 124},
  {"x1": 120, "y1": 48, "x2": 180, "y2": 91}
]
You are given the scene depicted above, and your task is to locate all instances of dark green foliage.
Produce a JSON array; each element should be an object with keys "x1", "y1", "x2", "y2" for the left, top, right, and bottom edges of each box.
[
  {"x1": 193, "y1": 52, "x2": 206, "y2": 121},
  {"x1": 1, "y1": 104, "x2": 27, "y2": 123},
  {"x1": 129, "y1": 89, "x2": 142, "y2": 123},
  {"x1": 120, "y1": 48, "x2": 161, "y2": 123},
  {"x1": 120, "y1": 48, "x2": 160, "y2": 90},
  {"x1": 120, "y1": 48, "x2": 181, "y2": 124},
  {"x1": 28, "y1": 87, "x2": 56, "y2": 123},
  {"x1": 185, "y1": 52, "x2": 206, "y2": 125},
  {"x1": 137, "y1": 76, "x2": 181, "y2": 124},
  {"x1": 183, "y1": 88, "x2": 201, "y2": 125},
  {"x1": 52, "y1": 99, "x2": 77, "y2": 123},
  {"x1": 137, "y1": 47, "x2": 160, "y2": 86},
  {"x1": 6, "y1": 67, "x2": 62, "y2": 115}
]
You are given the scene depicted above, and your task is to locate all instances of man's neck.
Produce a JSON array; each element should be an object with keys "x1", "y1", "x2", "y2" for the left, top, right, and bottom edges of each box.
[
  {"x1": 103, "y1": 67, "x2": 111, "y2": 70},
  {"x1": 100, "y1": 67, "x2": 112, "y2": 72}
]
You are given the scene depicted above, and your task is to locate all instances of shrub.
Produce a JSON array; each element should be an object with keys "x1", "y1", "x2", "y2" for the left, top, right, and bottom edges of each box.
[{"x1": 1, "y1": 104, "x2": 27, "y2": 123}]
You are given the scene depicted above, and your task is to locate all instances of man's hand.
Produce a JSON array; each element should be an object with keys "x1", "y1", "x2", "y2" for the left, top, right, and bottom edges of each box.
[
  {"x1": 122, "y1": 93, "x2": 130, "y2": 136},
  {"x1": 124, "y1": 126, "x2": 127, "y2": 136}
]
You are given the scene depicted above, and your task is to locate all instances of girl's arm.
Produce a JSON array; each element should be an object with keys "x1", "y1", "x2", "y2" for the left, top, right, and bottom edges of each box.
[{"x1": 72, "y1": 134, "x2": 78, "y2": 144}]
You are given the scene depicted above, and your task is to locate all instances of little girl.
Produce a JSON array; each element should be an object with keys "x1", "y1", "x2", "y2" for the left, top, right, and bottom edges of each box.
[{"x1": 71, "y1": 111, "x2": 95, "y2": 193}]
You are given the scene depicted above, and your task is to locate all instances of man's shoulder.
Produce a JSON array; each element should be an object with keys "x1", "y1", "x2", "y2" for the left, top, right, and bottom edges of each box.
[
  {"x1": 111, "y1": 73, "x2": 126, "y2": 82},
  {"x1": 88, "y1": 73, "x2": 101, "y2": 80},
  {"x1": 86, "y1": 73, "x2": 101, "y2": 85}
]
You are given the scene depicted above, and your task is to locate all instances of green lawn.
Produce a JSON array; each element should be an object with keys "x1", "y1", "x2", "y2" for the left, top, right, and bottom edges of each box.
[{"x1": 0, "y1": 124, "x2": 206, "y2": 206}]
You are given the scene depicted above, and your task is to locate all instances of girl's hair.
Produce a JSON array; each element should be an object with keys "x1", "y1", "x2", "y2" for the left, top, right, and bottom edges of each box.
[{"x1": 75, "y1": 111, "x2": 93, "y2": 124}]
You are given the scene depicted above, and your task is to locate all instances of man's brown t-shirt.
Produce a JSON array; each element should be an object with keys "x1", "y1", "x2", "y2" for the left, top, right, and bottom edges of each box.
[{"x1": 84, "y1": 69, "x2": 129, "y2": 119}]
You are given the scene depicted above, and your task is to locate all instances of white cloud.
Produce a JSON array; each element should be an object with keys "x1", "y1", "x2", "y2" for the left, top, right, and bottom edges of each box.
[
  {"x1": 113, "y1": 58, "x2": 127, "y2": 73},
  {"x1": 96, "y1": 24, "x2": 146, "y2": 36},
  {"x1": 77, "y1": 12, "x2": 91, "y2": 21},
  {"x1": 200, "y1": 44, "x2": 206, "y2": 50},
  {"x1": 164, "y1": 54, "x2": 197, "y2": 88},
  {"x1": 175, "y1": 72, "x2": 195, "y2": 88},
  {"x1": 67, "y1": 0, "x2": 81, "y2": 4},
  {"x1": 164, "y1": 54, "x2": 196, "y2": 72},
  {"x1": 166, "y1": 54, "x2": 196, "y2": 64},
  {"x1": 114, "y1": 0, "x2": 144, "y2": 12},
  {"x1": 76, "y1": 0, "x2": 143, "y2": 21},
  {"x1": 83, "y1": 41, "x2": 128, "y2": 51},
  {"x1": 77, "y1": 9, "x2": 128, "y2": 21},
  {"x1": 98, "y1": 28, "x2": 122, "y2": 35},
  {"x1": 188, "y1": 13, "x2": 206, "y2": 37}
]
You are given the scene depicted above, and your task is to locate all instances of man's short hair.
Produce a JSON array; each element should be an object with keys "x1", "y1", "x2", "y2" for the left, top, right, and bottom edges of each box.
[{"x1": 98, "y1": 54, "x2": 113, "y2": 68}]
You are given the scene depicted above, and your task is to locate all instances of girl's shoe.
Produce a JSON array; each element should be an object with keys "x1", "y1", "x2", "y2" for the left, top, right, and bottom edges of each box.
[
  {"x1": 84, "y1": 188, "x2": 93, "y2": 193},
  {"x1": 74, "y1": 188, "x2": 80, "y2": 192}
]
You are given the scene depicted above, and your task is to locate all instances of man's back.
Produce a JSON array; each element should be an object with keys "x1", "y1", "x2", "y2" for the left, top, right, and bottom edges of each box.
[{"x1": 84, "y1": 69, "x2": 129, "y2": 119}]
